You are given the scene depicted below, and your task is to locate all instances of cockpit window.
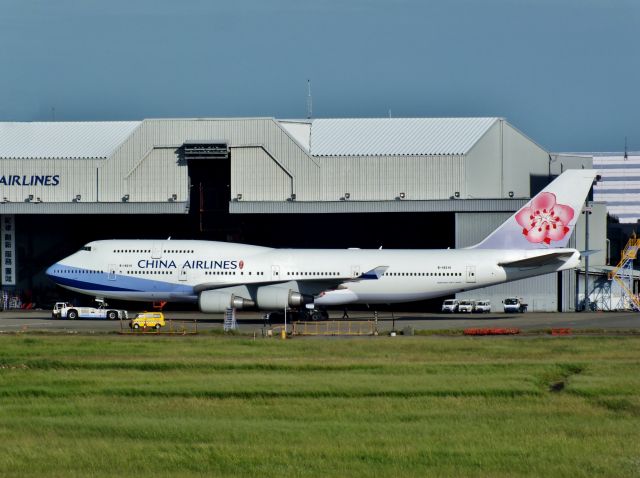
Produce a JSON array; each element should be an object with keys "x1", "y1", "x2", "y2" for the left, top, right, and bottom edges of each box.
[{"x1": 82, "y1": 246, "x2": 92, "y2": 251}]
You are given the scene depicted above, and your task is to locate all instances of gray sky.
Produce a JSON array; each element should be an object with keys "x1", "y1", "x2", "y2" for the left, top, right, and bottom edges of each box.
[{"x1": 1, "y1": 0, "x2": 638, "y2": 152}]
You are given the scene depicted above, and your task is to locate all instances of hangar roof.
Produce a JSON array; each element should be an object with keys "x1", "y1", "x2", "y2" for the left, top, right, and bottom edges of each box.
[
  {"x1": 303, "y1": 117, "x2": 499, "y2": 156},
  {"x1": 0, "y1": 117, "x2": 499, "y2": 160},
  {"x1": 0, "y1": 121, "x2": 140, "y2": 159}
]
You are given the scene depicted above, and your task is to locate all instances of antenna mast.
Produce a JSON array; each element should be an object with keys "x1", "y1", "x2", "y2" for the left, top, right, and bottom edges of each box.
[{"x1": 306, "y1": 79, "x2": 312, "y2": 119}]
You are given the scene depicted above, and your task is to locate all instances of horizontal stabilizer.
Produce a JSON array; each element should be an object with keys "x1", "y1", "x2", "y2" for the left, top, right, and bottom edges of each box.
[
  {"x1": 580, "y1": 249, "x2": 600, "y2": 257},
  {"x1": 498, "y1": 251, "x2": 575, "y2": 268},
  {"x1": 359, "y1": 266, "x2": 389, "y2": 280}
]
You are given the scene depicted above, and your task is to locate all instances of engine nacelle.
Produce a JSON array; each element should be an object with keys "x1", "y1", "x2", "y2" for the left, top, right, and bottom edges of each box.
[
  {"x1": 256, "y1": 286, "x2": 313, "y2": 310},
  {"x1": 199, "y1": 290, "x2": 255, "y2": 313}
]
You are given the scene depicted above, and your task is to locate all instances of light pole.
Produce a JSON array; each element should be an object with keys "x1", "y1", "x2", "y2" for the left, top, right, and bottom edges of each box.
[{"x1": 583, "y1": 201, "x2": 592, "y2": 312}]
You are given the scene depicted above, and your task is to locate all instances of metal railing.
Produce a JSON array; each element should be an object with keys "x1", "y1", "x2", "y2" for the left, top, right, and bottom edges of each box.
[{"x1": 292, "y1": 320, "x2": 376, "y2": 336}]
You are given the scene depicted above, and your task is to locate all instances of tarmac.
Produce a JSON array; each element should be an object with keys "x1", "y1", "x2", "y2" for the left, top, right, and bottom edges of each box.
[{"x1": 1, "y1": 309, "x2": 639, "y2": 335}]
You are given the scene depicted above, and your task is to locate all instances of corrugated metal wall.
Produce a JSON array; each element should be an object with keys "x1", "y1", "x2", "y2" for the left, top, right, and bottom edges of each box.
[
  {"x1": 0, "y1": 118, "x2": 322, "y2": 210},
  {"x1": 122, "y1": 147, "x2": 188, "y2": 203},
  {"x1": 501, "y1": 123, "x2": 549, "y2": 195},
  {"x1": 456, "y1": 275, "x2": 560, "y2": 313},
  {"x1": 464, "y1": 121, "x2": 502, "y2": 198},
  {"x1": 100, "y1": 118, "x2": 320, "y2": 202},
  {"x1": 231, "y1": 147, "x2": 292, "y2": 201},
  {"x1": 231, "y1": 198, "x2": 528, "y2": 214},
  {"x1": 465, "y1": 121, "x2": 550, "y2": 199},
  {"x1": 455, "y1": 212, "x2": 511, "y2": 247},
  {"x1": 316, "y1": 155, "x2": 465, "y2": 201},
  {"x1": 0, "y1": 158, "x2": 102, "y2": 203},
  {"x1": 0, "y1": 118, "x2": 558, "y2": 211}
]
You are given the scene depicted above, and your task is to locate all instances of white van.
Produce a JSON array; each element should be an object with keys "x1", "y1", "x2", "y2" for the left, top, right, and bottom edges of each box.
[
  {"x1": 458, "y1": 300, "x2": 474, "y2": 313},
  {"x1": 441, "y1": 299, "x2": 459, "y2": 313},
  {"x1": 473, "y1": 300, "x2": 491, "y2": 313}
]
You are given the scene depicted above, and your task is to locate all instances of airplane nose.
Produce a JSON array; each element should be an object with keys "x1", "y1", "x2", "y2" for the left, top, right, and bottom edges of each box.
[{"x1": 45, "y1": 263, "x2": 60, "y2": 281}]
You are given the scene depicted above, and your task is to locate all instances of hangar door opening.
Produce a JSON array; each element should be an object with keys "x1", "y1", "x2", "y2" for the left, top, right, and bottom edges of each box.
[{"x1": 183, "y1": 142, "x2": 230, "y2": 232}]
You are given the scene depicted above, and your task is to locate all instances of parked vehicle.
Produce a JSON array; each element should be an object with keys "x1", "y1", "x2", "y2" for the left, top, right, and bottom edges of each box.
[
  {"x1": 458, "y1": 300, "x2": 474, "y2": 313},
  {"x1": 503, "y1": 297, "x2": 527, "y2": 313},
  {"x1": 52, "y1": 301, "x2": 127, "y2": 320},
  {"x1": 130, "y1": 312, "x2": 165, "y2": 330},
  {"x1": 473, "y1": 300, "x2": 491, "y2": 313},
  {"x1": 578, "y1": 298, "x2": 597, "y2": 311},
  {"x1": 441, "y1": 299, "x2": 460, "y2": 313}
]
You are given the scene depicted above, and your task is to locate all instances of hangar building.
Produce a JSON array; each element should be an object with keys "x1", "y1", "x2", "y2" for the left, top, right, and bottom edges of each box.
[{"x1": 0, "y1": 117, "x2": 600, "y2": 311}]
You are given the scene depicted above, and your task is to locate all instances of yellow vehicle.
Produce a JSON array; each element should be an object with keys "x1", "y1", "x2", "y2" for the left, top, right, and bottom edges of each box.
[{"x1": 130, "y1": 312, "x2": 165, "y2": 330}]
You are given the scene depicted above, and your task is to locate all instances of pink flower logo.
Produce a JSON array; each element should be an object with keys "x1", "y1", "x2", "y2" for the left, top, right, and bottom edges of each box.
[
  {"x1": 239, "y1": 260, "x2": 244, "y2": 270},
  {"x1": 515, "y1": 192, "x2": 574, "y2": 245}
]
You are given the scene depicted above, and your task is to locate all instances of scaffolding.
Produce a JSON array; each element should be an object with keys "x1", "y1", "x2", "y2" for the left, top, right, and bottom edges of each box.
[
  {"x1": 590, "y1": 276, "x2": 612, "y2": 311},
  {"x1": 608, "y1": 234, "x2": 640, "y2": 311},
  {"x1": 224, "y1": 308, "x2": 238, "y2": 332}
]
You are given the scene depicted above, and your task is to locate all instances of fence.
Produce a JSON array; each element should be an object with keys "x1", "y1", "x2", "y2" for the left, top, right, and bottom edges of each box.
[{"x1": 292, "y1": 320, "x2": 376, "y2": 336}]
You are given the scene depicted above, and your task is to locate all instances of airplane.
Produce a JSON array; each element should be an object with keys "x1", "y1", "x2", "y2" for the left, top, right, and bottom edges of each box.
[{"x1": 46, "y1": 169, "x2": 598, "y2": 315}]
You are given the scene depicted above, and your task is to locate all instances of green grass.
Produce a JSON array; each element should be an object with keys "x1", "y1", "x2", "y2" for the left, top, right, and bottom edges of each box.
[{"x1": 0, "y1": 335, "x2": 639, "y2": 477}]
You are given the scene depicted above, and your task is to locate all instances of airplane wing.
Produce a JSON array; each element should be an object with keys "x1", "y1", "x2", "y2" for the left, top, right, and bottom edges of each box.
[
  {"x1": 498, "y1": 251, "x2": 576, "y2": 268},
  {"x1": 193, "y1": 265, "x2": 388, "y2": 294},
  {"x1": 357, "y1": 266, "x2": 389, "y2": 280}
]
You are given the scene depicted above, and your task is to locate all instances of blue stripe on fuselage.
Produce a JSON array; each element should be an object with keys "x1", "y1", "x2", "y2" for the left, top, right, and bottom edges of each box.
[
  {"x1": 52, "y1": 275, "x2": 140, "y2": 292},
  {"x1": 46, "y1": 264, "x2": 194, "y2": 295}
]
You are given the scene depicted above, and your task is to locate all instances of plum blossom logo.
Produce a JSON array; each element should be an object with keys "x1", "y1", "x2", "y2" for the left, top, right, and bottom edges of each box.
[
  {"x1": 238, "y1": 260, "x2": 244, "y2": 270},
  {"x1": 515, "y1": 192, "x2": 574, "y2": 245}
]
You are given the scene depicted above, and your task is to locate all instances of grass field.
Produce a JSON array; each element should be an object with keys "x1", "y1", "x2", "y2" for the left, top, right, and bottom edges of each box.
[{"x1": 0, "y1": 334, "x2": 639, "y2": 477}]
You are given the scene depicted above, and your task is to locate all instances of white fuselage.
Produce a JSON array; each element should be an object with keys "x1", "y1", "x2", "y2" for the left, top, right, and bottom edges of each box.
[{"x1": 46, "y1": 239, "x2": 580, "y2": 308}]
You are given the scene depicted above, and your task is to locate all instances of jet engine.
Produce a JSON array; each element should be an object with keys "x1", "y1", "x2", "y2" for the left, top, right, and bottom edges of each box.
[
  {"x1": 199, "y1": 290, "x2": 255, "y2": 313},
  {"x1": 256, "y1": 286, "x2": 313, "y2": 310}
]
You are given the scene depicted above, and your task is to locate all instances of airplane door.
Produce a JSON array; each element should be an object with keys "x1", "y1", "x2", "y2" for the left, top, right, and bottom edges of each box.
[
  {"x1": 466, "y1": 266, "x2": 476, "y2": 283},
  {"x1": 271, "y1": 265, "x2": 280, "y2": 281},
  {"x1": 179, "y1": 268, "x2": 188, "y2": 281},
  {"x1": 108, "y1": 265, "x2": 116, "y2": 281},
  {"x1": 152, "y1": 242, "x2": 163, "y2": 259},
  {"x1": 351, "y1": 265, "x2": 360, "y2": 278}
]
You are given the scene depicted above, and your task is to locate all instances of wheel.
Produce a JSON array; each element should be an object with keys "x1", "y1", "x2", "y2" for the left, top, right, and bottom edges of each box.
[
  {"x1": 311, "y1": 311, "x2": 323, "y2": 321},
  {"x1": 133, "y1": 323, "x2": 140, "y2": 329},
  {"x1": 154, "y1": 323, "x2": 161, "y2": 330},
  {"x1": 67, "y1": 310, "x2": 78, "y2": 320},
  {"x1": 107, "y1": 311, "x2": 118, "y2": 320}
]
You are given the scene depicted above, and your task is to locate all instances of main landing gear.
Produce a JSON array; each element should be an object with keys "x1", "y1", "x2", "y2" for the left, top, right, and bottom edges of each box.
[{"x1": 263, "y1": 308, "x2": 330, "y2": 325}]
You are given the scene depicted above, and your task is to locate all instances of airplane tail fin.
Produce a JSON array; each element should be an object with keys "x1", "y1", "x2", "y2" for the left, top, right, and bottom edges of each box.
[{"x1": 471, "y1": 169, "x2": 598, "y2": 250}]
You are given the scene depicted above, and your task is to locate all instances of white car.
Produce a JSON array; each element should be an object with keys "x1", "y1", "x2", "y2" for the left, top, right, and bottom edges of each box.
[
  {"x1": 458, "y1": 300, "x2": 474, "y2": 313},
  {"x1": 473, "y1": 300, "x2": 491, "y2": 313}
]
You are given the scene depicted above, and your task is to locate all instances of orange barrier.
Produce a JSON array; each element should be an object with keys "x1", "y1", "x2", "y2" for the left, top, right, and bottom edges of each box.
[
  {"x1": 464, "y1": 328, "x2": 520, "y2": 336},
  {"x1": 551, "y1": 328, "x2": 572, "y2": 336}
]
